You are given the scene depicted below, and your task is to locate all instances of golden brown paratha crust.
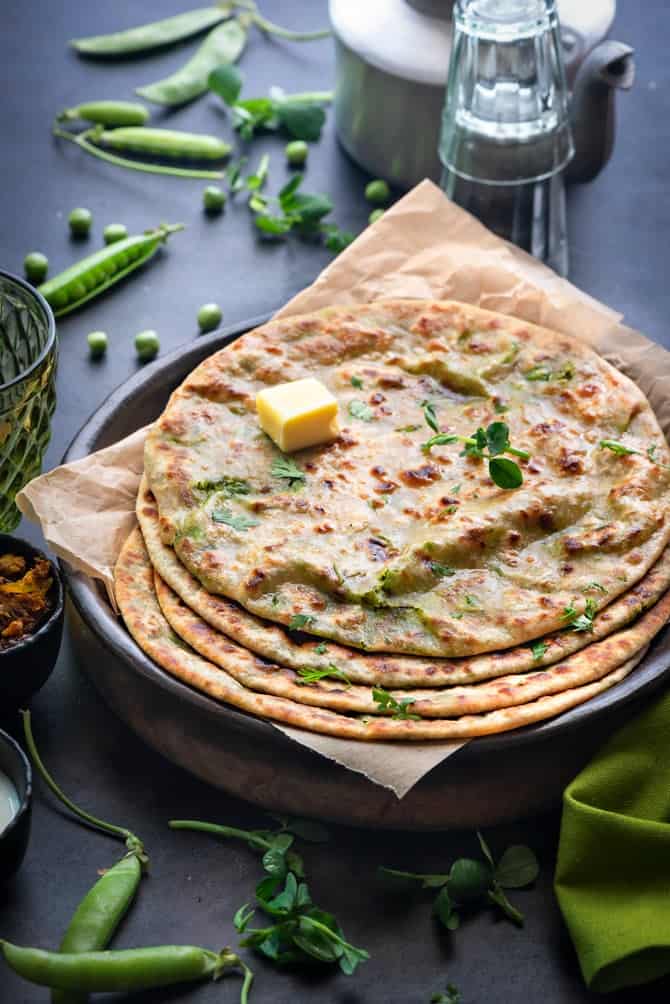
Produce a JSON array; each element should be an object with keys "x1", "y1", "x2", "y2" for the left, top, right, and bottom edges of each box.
[
  {"x1": 114, "y1": 528, "x2": 649, "y2": 741},
  {"x1": 144, "y1": 299, "x2": 670, "y2": 657},
  {"x1": 138, "y1": 476, "x2": 670, "y2": 688},
  {"x1": 154, "y1": 561, "x2": 670, "y2": 717}
]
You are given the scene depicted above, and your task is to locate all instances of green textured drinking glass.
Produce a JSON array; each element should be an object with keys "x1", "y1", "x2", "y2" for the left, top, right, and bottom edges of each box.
[{"x1": 0, "y1": 271, "x2": 57, "y2": 531}]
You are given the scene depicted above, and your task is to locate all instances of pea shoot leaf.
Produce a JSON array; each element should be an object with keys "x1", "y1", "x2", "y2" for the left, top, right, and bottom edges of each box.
[
  {"x1": 494, "y1": 845, "x2": 540, "y2": 889},
  {"x1": 489, "y1": 456, "x2": 523, "y2": 489},
  {"x1": 208, "y1": 62, "x2": 243, "y2": 105},
  {"x1": 431, "y1": 984, "x2": 463, "y2": 1004}
]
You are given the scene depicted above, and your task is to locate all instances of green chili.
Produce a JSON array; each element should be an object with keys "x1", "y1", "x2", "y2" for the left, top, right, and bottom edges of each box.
[
  {"x1": 95, "y1": 126, "x2": 231, "y2": 161},
  {"x1": 57, "y1": 101, "x2": 149, "y2": 127},
  {"x1": 52, "y1": 853, "x2": 142, "y2": 1004},
  {"x1": 37, "y1": 223, "x2": 183, "y2": 317},
  {"x1": 1, "y1": 942, "x2": 244, "y2": 993},
  {"x1": 70, "y1": 7, "x2": 231, "y2": 56},
  {"x1": 53, "y1": 126, "x2": 225, "y2": 181},
  {"x1": 136, "y1": 18, "x2": 248, "y2": 107}
]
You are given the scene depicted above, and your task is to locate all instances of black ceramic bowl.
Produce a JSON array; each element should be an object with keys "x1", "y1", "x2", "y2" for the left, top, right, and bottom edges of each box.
[
  {"x1": 0, "y1": 728, "x2": 31, "y2": 880},
  {"x1": 0, "y1": 534, "x2": 64, "y2": 709}
]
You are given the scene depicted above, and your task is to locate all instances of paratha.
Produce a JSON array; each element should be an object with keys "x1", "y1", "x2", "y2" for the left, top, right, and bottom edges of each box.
[
  {"x1": 144, "y1": 300, "x2": 670, "y2": 657},
  {"x1": 154, "y1": 560, "x2": 669, "y2": 717},
  {"x1": 139, "y1": 478, "x2": 670, "y2": 687},
  {"x1": 115, "y1": 528, "x2": 644, "y2": 740}
]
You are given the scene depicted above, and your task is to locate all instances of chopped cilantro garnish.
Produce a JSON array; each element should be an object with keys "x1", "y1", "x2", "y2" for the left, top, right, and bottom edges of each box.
[
  {"x1": 531, "y1": 641, "x2": 548, "y2": 661},
  {"x1": 271, "y1": 455, "x2": 306, "y2": 488},
  {"x1": 212, "y1": 509, "x2": 259, "y2": 531},
  {"x1": 349, "y1": 400, "x2": 374, "y2": 421},
  {"x1": 297, "y1": 664, "x2": 350, "y2": 686},
  {"x1": 372, "y1": 687, "x2": 421, "y2": 721},
  {"x1": 289, "y1": 613, "x2": 316, "y2": 630},
  {"x1": 350, "y1": 375, "x2": 364, "y2": 389}
]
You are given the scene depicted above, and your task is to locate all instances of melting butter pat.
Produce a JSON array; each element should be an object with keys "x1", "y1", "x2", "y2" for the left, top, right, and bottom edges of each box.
[{"x1": 256, "y1": 377, "x2": 340, "y2": 453}]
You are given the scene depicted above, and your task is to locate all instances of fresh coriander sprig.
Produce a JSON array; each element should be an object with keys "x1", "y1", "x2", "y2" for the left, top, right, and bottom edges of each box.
[
  {"x1": 212, "y1": 508, "x2": 260, "y2": 531},
  {"x1": 297, "y1": 665, "x2": 351, "y2": 686},
  {"x1": 422, "y1": 417, "x2": 529, "y2": 490},
  {"x1": 372, "y1": 687, "x2": 421, "y2": 721},
  {"x1": 271, "y1": 455, "x2": 306, "y2": 489},
  {"x1": 562, "y1": 596, "x2": 597, "y2": 632},
  {"x1": 288, "y1": 613, "x2": 316, "y2": 631},
  {"x1": 600, "y1": 439, "x2": 670, "y2": 470},
  {"x1": 380, "y1": 832, "x2": 538, "y2": 931}
]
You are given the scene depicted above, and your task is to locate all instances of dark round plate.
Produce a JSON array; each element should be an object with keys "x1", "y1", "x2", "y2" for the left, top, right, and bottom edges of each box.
[{"x1": 61, "y1": 318, "x2": 670, "y2": 828}]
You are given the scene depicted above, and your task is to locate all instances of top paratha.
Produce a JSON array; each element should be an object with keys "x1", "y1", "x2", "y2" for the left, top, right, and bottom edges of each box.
[{"x1": 145, "y1": 300, "x2": 670, "y2": 657}]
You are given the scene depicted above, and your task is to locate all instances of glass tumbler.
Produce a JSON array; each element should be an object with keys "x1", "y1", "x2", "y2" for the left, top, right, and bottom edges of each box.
[
  {"x1": 439, "y1": 0, "x2": 574, "y2": 275},
  {"x1": 0, "y1": 272, "x2": 57, "y2": 531}
]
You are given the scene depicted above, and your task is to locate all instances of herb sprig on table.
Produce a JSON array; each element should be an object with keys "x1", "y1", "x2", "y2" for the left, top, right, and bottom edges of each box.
[
  {"x1": 208, "y1": 63, "x2": 333, "y2": 141},
  {"x1": 380, "y1": 832, "x2": 539, "y2": 930},
  {"x1": 421, "y1": 410, "x2": 530, "y2": 490},
  {"x1": 169, "y1": 816, "x2": 369, "y2": 975}
]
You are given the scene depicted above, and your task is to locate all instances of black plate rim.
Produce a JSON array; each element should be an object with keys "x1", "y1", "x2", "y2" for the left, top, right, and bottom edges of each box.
[{"x1": 61, "y1": 318, "x2": 670, "y2": 764}]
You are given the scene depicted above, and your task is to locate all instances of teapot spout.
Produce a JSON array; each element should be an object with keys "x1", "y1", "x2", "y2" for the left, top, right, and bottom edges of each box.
[{"x1": 566, "y1": 40, "x2": 635, "y2": 184}]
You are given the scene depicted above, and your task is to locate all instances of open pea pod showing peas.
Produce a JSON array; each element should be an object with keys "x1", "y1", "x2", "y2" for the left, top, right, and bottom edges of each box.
[
  {"x1": 38, "y1": 223, "x2": 183, "y2": 318},
  {"x1": 136, "y1": 17, "x2": 248, "y2": 107},
  {"x1": 70, "y1": 6, "x2": 233, "y2": 56}
]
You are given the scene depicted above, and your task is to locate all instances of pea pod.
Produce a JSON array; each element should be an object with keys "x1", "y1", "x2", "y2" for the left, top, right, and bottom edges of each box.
[
  {"x1": 57, "y1": 101, "x2": 149, "y2": 127},
  {"x1": 52, "y1": 853, "x2": 142, "y2": 1004},
  {"x1": 37, "y1": 223, "x2": 183, "y2": 318},
  {"x1": 136, "y1": 18, "x2": 248, "y2": 107},
  {"x1": 1, "y1": 942, "x2": 241, "y2": 993},
  {"x1": 95, "y1": 127, "x2": 231, "y2": 161},
  {"x1": 70, "y1": 7, "x2": 231, "y2": 56}
]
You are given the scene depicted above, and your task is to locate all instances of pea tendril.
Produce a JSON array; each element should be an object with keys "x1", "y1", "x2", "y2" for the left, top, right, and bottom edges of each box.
[{"x1": 21, "y1": 709, "x2": 148, "y2": 865}]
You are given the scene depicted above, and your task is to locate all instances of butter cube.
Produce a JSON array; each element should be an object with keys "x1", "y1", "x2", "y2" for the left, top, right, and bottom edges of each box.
[{"x1": 256, "y1": 377, "x2": 339, "y2": 453}]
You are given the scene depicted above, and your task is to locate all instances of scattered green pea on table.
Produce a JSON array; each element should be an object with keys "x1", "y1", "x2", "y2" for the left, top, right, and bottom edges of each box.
[
  {"x1": 103, "y1": 223, "x2": 128, "y2": 245},
  {"x1": 23, "y1": 252, "x2": 49, "y2": 284},
  {"x1": 135, "y1": 329, "x2": 160, "y2": 362},
  {"x1": 202, "y1": 185, "x2": 226, "y2": 213},
  {"x1": 364, "y1": 179, "x2": 390, "y2": 205},
  {"x1": 68, "y1": 207, "x2": 93, "y2": 237},
  {"x1": 197, "y1": 303, "x2": 222, "y2": 333},
  {"x1": 369, "y1": 208, "x2": 384, "y2": 224},
  {"x1": 285, "y1": 140, "x2": 308, "y2": 167},
  {"x1": 87, "y1": 331, "x2": 108, "y2": 358}
]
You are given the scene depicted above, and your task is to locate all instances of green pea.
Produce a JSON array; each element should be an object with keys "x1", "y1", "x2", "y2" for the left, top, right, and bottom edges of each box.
[
  {"x1": 87, "y1": 331, "x2": 108, "y2": 358},
  {"x1": 364, "y1": 179, "x2": 390, "y2": 205},
  {"x1": 69, "y1": 208, "x2": 93, "y2": 238},
  {"x1": 197, "y1": 303, "x2": 222, "y2": 333},
  {"x1": 135, "y1": 329, "x2": 160, "y2": 362},
  {"x1": 368, "y1": 209, "x2": 384, "y2": 225},
  {"x1": 24, "y1": 252, "x2": 49, "y2": 284},
  {"x1": 202, "y1": 186, "x2": 226, "y2": 213},
  {"x1": 285, "y1": 140, "x2": 309, "y2": 167},
  {"x1": 104, "y1": 223, "x2": 128, "y2": 245}
]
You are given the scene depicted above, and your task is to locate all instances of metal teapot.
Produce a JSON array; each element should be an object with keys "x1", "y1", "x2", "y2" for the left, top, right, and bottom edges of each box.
[{"x1": 330, "y1": 0, "x2": 634, "y2": 190}]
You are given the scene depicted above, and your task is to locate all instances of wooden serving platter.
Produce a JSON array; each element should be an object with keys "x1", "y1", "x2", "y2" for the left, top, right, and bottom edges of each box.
[{"x1": 62, "y1": 319, "x2": 670, "y2": 830}]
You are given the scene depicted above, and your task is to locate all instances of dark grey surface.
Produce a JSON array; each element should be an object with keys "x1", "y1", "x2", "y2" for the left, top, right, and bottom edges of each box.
[{"x1": 1, "y1": 1, "x2": 669, "y2": 1001}]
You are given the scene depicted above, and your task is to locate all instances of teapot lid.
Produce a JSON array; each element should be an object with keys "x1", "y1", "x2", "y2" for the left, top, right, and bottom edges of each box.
[{"x1": 329, "y1": 0, "x2": 615, "y2": 86}]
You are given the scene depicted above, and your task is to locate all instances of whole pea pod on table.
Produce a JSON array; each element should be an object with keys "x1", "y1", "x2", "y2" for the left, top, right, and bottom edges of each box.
[
  {"x1": 95, "y1": 126, "x2": 231, "y2": 160},
  {"x1": 57, "y1": 100, "x2": 149, "y2": 127},
  {"x1": 136, "y1": 17, "x2": 248, "y2": 107},
  {"x1": 37, "y1": 223, "x2": 183, "y2": 317},
  {"x1": 70, "y1": 6, "x2": 234, "y2": 56},
  {"x1": 1, "y1": 942, "x2": 251, "y2": 995}
]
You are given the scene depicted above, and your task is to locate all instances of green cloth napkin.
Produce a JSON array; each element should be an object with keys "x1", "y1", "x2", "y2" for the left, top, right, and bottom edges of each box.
[{"x1": 555, "y1": 690, "x2": 670, "y2": 993}]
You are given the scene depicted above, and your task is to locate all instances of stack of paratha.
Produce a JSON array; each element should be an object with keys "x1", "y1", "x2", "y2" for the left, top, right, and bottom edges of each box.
[{"x1": 115, "y1": 300, "x2": 670, "y2": 741}]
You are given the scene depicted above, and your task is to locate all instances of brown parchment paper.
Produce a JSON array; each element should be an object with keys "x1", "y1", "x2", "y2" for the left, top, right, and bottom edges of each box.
[{"x1": 17, "y1": 180, "x2": 670, "y2": 798}]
